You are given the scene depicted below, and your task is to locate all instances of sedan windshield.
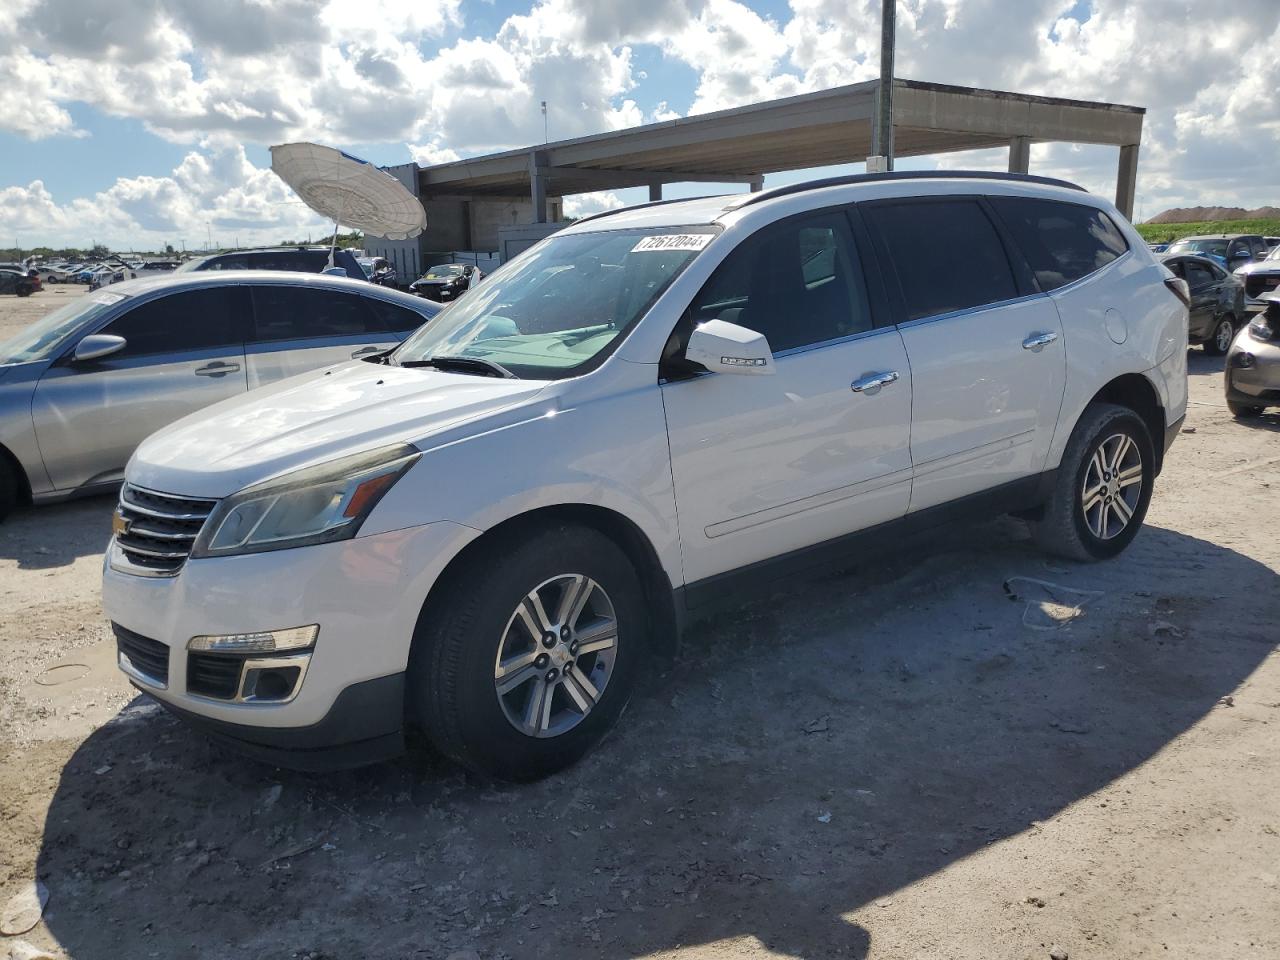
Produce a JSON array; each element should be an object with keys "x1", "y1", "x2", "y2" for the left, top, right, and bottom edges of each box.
[
  {"x1": 393, "y1": 227, "x2": 716, "y2": 379},
  {"x1": 1170, "y1": 239, "x2": 1228, "y2": 258},
  {"x1": 423, "y1": 265, "x2": 464, "y2": 280},
  {"x1": 0, "y1": 291, "x2": 127, "y2": 364}
]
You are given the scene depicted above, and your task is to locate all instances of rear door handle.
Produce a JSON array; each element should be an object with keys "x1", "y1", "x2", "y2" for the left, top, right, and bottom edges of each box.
[
  {"x1": 850, "y1": 370, "x2": 900, "y2": 395},
  {"x1": 195, "y1": 361, "x2": 241, "y2": 377},
  {"x1": 351, "y1": 346, "x2": 382, "y2": 359},
  {"x1": 1022, "y1": 332, "x2": 1059, "y2": 352}
]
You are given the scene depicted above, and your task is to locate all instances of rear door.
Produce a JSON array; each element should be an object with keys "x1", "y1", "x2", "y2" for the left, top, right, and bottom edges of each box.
[
  {"x1": 862, "y1": 196, "x2": 1067, "y2": 512},
  {"x1": 244, "y1": 284, "x2": 399, "y2": 387},
  {"x1": 30, "y1": 286, "x2": 249, "y2": 490}
]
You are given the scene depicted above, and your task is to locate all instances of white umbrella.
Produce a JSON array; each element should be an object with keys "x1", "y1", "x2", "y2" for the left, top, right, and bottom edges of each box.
[{"x1": 269, "y1": 142, "x2": 427, "y2": 268}]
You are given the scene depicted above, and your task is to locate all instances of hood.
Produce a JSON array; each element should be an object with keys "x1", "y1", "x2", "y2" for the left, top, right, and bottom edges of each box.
[
  {"x1": 128, "y1": 360, "x2": 551, "y2": 498},
  {"x1": 1235, "y1": 259, "x2": 1280, "y2": 276}
]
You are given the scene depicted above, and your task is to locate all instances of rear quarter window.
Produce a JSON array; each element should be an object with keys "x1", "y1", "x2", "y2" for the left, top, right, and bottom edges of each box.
[{"x1": 990, "y1": 197, "x2": 1128, "y2": 291}]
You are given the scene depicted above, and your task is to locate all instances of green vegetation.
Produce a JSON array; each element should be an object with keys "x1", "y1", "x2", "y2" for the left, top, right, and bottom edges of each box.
[{"x1": 1136, "y1": 218, "x2": 1280, "y2": 244}]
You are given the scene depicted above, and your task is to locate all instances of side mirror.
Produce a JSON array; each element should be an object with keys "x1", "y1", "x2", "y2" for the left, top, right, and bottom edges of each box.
[
  {"x1": 684, "y1": 319, "x2": 775, "y2": 376},
  {"x1": 73, "y1": 334, "x2": 126, "y2": 362}
]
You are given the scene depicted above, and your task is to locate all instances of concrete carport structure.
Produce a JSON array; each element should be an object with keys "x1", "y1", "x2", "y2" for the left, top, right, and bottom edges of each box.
[{"x1": 413, "y1": 77, "x2": 1145, "y2": 256}]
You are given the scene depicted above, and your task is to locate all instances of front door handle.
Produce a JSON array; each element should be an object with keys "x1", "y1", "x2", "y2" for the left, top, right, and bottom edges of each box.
[
  {"x1": 850, "y1": 370, "x2": 900, "y2": 395},
  {"x1": 351, "y1": 346, "x2": 382, "y2": 359},
  {"x1": 1022, "y1": 332, "x2": 1059, "y2": 352},
  {"x1": 194, "y1": 361, "x2": 241, "y2": 377}
]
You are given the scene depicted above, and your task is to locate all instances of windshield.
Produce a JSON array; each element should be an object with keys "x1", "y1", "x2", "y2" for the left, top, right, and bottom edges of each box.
[
  {"x1": 423, "y1": 265, "x2": 464, "y2": 280},
  {"x1": 0, "y1": 291, "x2": 127, "y2": 364},
  {"x1": 174, "y1": 258, "x2": 206, "y2": 273},
  {"x1": 394, "y1": 227, "x2": 716, "y2": 379},
  {"x1": 357, "y1": 258, "x2": 376, "y2": 278},
  {"x1": 1170, "y1": 239, "x2": 1228, "y2": 258}
]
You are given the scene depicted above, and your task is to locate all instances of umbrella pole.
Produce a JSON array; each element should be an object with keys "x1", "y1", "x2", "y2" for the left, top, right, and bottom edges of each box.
[{"x1": 328, "y1": 219, "x2": 340, "y2": 270}]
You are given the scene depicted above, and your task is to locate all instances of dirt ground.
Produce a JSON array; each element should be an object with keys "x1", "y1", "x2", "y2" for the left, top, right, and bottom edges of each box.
[{"x1": 1, "y1": 286, "x2": 1277, "y2": 960}]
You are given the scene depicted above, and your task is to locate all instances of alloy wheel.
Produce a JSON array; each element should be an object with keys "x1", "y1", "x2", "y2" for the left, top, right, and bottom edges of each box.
[
  {"x1": 1214, "y1": 319, "x2": 1234, "y2": 353},
  {"x1": 493, "y1": 574, "x2": 618, "y2": 738},
  {"x1": 1081, "y1": 432, "x2": 1144, "y2": 540}
]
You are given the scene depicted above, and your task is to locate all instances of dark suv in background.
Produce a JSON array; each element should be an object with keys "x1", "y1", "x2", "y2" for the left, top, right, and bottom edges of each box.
[
  {"x1": 1161, "y1": 252, "x2": 1246, "y2": 354},
  {"x1": 1165, "y1": 234, "x2": 1267, "y2": 273},
  {"x1": 177, "y1": 247, "x2": 366, "y2": 281}
]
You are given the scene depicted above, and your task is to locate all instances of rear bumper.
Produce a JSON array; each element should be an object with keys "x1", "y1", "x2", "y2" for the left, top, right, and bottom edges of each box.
[{"x1": 139, "y1": 672, "x2": 406, "y2": 771}]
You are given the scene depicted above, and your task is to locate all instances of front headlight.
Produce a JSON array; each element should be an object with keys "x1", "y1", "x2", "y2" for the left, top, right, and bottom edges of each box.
[
  {"x1": 1247, "y1": 316, "x2": 1275, "y2": 342},
  {"x1": 190, "y1": 444, "x2": 420, "y2": 558}
]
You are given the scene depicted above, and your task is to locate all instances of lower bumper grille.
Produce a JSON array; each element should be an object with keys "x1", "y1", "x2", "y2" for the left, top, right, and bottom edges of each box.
[
  {"x1": 113, "y1": 624, "x2": 170, "y2": 687},
  {"x1": 187, "y1": 653, "x2": 244, "y2": 699}
]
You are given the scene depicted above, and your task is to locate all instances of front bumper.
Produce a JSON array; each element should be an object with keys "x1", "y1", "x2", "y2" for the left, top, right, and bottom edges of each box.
[
  {"x1": 103, "y1": 519, "x2": 480, "y2": 765},
  {"x1": 1225, "y1": 334, "x2": 1280, "y2": 407}
]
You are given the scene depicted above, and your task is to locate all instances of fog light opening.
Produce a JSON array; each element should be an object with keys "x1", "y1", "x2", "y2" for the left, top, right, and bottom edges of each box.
[{"x1": 242, "y1": 665, "x2": 302, "y2": 702}]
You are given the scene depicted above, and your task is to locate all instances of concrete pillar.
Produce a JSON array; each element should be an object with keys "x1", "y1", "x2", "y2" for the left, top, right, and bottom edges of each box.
[
  {"x1": 1115, "y1": 143, "x2": 1139, "y2": 221},
  {"x1": 749, "y1": 175, "x2": 764, "y2": 193},
  {"x1": 1008, "y1": 136, "x2": 1031, "y2": 174},
  {"x1": 648, "y1": 183, "x2": 663, "y2": 202},
  {"x1": 528, "y1": 151, "x2": 548, "y2": 224}
]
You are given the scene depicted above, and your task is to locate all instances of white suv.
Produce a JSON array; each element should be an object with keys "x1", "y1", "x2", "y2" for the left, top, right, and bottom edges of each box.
[{"x1": 103, "y1": 173, "x2": 1188, "y2": 780}]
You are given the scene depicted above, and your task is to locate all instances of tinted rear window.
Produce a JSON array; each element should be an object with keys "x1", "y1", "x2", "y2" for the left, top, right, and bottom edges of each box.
[
  {"x1": 863, "y1": 198, "x2": 1018, "y2": 322},
  {"x1": 990, "y1": 197, "x2": 1128, "y2": 292}
]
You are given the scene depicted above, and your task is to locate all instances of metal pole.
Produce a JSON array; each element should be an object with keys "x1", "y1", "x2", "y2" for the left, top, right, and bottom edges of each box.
[
  {"x1": 874, "y1": 0, "x2": 896, "y2": 171},
  {"x1": 541, "y1": 101, "x2": 548, "y2": 144}
]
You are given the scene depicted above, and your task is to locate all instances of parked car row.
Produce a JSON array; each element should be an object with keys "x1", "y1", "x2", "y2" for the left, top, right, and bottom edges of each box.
[{"x1": 0, "y1": 271, "x2": 441, "y2": 518}]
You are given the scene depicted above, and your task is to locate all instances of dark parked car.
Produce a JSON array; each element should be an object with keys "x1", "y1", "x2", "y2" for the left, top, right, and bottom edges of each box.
[
  {"x1": 1165, "y1": 234, "x2": 1267, "y2": 272},
  {"x1": 409, "y1": 263, "x2": 482, "y2": 302},
  {"x1": 0, "y1": 269, "x2": 36, "y2": 297},
  {"x1": 176, "y1": 247, "x2": 365, "y2": 281},
  {"x1": 1225, "y1": 292, "x2": 1280, "y2": 418},
  {"x1": 1162, "y1": 253, "x2": 1246, "y2": 354},
  {"x1": 358, "y1": 256, "x2": 398, "y2": 287}
]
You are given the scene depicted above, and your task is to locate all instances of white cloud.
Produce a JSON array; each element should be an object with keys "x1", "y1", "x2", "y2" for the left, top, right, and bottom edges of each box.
[
  {"x1": 1, "y1": 143, "x2": 331, "y2": 249},
  {"x1": 562, "y1": 190, "x2": 627, "y2": 218}
]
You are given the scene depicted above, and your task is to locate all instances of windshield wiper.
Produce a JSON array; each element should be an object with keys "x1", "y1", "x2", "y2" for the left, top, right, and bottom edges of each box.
[{"x1": 399, "y1": 355, "x2": 517, "y2": 379}]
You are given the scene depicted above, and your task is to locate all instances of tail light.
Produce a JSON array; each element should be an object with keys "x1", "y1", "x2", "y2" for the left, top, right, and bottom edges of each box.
[{"x1": 1164, "y1": 276, "x2": 1190, "y2": 307}]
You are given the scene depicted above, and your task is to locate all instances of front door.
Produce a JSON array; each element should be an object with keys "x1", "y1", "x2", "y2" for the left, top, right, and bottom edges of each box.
[
  {"x1": 31, "y1": 286, "x2": 249, "y2": 490},
  {"x1": 661, "y1": 208, "x2": 913, "y2": 586},
  {"x1": 245, "y1": 284, "x2": 399, "y2": 388}
]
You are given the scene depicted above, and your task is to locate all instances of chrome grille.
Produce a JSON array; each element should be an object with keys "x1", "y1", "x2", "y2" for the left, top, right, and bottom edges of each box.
[
  {"x1": 114, "y1": 484, "x2": 218, "y2": 576},
  {"x1": 1246, "y1": 273, "x2": 1280, "y2": 299}
]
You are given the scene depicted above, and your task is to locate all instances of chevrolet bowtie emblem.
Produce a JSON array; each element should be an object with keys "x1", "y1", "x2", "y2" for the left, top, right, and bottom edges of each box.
[{"x1": 112, "y1": 511, "x2": 131, "y2": 536}]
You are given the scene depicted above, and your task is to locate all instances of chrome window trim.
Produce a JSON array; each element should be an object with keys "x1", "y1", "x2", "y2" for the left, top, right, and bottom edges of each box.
[{"x1": 895, "y1": 291, "x2": 1050, "y2": 331}]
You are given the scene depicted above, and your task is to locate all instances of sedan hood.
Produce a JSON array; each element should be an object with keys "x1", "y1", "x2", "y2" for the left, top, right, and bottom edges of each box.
[
  {"x1": 1235, "y1": 259, "x2": 1280, "y2": 276},
  {"x1": 128, "y1": 360, "x2": 551, "y2": 498}
]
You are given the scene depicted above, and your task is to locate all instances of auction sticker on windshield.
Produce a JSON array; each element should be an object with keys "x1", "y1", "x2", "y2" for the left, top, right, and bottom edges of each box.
[{"x1": 630, "y1": 234, "x2": 713, "y2": 253}]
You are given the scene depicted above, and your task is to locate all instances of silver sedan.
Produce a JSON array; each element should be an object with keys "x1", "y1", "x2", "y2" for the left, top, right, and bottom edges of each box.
[{"x1": 0, "y1": 271, "x2": 440, "y2": 518}]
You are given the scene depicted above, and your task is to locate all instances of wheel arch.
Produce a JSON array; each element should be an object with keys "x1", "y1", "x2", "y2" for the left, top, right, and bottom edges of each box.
[
  {"x1": 1087, "y1": 372, "x2": 1167, "y2": 474},
  {"x1": 415, "y1": 503, "x2": 681, "y2": 661}
]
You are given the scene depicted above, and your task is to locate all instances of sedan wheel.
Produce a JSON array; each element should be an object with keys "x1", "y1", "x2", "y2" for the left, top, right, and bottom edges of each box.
[{"x1": 1205, "y1": 317, "x2": 1234, "y2": 355}]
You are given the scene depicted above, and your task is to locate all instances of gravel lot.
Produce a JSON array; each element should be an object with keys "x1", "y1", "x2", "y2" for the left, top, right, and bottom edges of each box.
[{"x1": 1, "y1": 286, "x2": 1278, "y2": 960}]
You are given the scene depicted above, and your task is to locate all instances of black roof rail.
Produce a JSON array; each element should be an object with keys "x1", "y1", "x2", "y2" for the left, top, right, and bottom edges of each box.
[
  {"x1": 734, "y1": 170, "x2": 1087, "y2": 208},
  {"x1": 571, "y1": 194, "x2": 723, "y2": 226}
]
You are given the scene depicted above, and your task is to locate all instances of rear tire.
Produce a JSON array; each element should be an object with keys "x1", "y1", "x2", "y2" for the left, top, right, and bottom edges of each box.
[
  {"x1": 409, "y1": 522, "x2": 646, "y2": 782},
  {"x1": 1203, "y1": 315, "x2": 1235, "y2": 355},
  {"x1": 1032, "y1": 403, "x2": 1155, "y2": 561},
  {"x1": 0, "y1": 460, "x2": 18, "y2": 522},
  {"x1": 1227, "y1": 399, "x2": 1264, "y2": 419}
]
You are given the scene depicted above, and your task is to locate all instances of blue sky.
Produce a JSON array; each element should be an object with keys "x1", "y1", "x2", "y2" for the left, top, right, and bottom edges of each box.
[{"x1": 1, "y1": 0, "x2": 1277, "y2": 249}]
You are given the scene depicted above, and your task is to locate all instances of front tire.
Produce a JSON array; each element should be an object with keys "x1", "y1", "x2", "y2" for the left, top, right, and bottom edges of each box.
[
  {"x1": 1204, "y1": 315, "x2": 1235, "y2": 355},
  {"x1": 409, "y1": 523, "x2": 645, "y2": 782},
  {"x1": 0, "y1": 460, "x2": 18, "y2": 522},
  {"x1": 1032, "y1": 403, "x2": 1155, "y2": 561}
]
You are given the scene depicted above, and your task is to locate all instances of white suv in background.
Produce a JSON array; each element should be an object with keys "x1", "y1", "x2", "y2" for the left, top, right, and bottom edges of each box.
[{"x1": 102, "y1": 172, "x2": 1188, "y2": 781}]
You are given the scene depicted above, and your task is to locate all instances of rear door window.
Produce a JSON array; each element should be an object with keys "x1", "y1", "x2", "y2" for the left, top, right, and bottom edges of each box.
[
  {"x1": 862, "y1": 198, "x2": 1018, "y2": 321},
  {"x1": 101, "y1": 288, "x2": 248, "y2": 358},
  {"x1": 366, "y1": 299, "x2": 432, "y2": 333},
  {"x1": 1184, "y1": 262, "x2": 1216, "y2": 291},
  {"x1": 249, "y1": 286, "x2": 383, "y2": 342},
  {"x1": 989, "y1": 197, "x2": 1128, "y2": 291},
  {"x1": 687, "y1": 210, "x2": 872, "y2": 352}
]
